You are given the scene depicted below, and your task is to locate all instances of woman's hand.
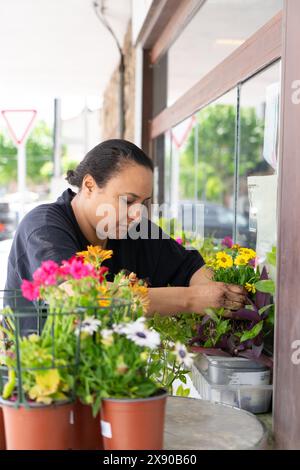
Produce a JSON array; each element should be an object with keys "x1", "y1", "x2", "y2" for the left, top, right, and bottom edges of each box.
[{"x1": 186, "y1": 282, "x2": 247, "y2": 314}]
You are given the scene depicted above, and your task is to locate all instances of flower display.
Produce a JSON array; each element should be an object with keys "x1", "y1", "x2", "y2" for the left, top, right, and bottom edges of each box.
[{"x1": 221, "y1": 236, "x2": 233, "y2": 249}]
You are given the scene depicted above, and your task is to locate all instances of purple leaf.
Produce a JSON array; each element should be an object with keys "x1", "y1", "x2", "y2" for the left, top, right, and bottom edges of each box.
[{"x1": 231, "y1": 308, "x2": 260, "y2": 322}]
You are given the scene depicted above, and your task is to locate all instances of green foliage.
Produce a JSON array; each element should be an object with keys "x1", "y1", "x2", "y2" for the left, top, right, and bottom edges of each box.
[
  {"x1": 148, "y1": 313, "x2": 197, "y2": 395},
  {"x1": 0, "y1": 308, "x2": 77, "y2": 404},
  {"x1": 254, "y1": 280, "x2": 275, "y2": 295},
  {"x1": 266, "y1": 246, "x2": 277, "y2": 268},
  {"x1": 178, "y1": 105, "x2": 264, "y2": 201},
  {"x1": 0, "y1": 120, "x2": 77, "y2": 186}
]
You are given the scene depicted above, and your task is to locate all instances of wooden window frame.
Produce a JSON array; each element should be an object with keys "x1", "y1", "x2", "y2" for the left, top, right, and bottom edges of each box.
[{"x1": 141, "y1": 0, "x2": 300, "y2": 448}]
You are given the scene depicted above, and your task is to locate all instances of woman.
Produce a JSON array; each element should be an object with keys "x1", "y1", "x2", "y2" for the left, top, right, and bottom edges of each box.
[{"x1": 5, "y1": 139, "x2": 246, "y2": 315}]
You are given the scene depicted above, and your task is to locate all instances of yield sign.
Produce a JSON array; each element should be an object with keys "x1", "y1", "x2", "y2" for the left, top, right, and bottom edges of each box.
[
  {"x1": 1, "y1": 109, "x2": 37, "y2": 145},
  {"x1": 171, "y1": 115, "x2": 196, "y2": 149}
]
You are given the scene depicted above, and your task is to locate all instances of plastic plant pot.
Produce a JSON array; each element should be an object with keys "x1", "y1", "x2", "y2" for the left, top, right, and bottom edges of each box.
[
  {"x1": 1, "y1": 400, "x2": 75, "y2": 450},
  {"x1": 100, "y1": 390, "x2": 168, "y2": 450},
  {"x1": 73, "y1": 400, "x2": 103, "y2": 450}
]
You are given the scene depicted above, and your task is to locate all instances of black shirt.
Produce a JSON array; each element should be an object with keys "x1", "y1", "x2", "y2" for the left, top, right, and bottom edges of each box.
[{"x1": 5, "y1": 189, "x2": 205, "y2": 298}]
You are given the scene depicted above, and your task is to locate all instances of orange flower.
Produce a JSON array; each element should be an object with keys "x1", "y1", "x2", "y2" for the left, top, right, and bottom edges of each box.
[{"x1": 76, "y1": 245, "x2": 113, "y2": 267}]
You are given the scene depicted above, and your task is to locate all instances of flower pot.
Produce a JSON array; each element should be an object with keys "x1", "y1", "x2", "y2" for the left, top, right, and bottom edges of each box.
[
  {"x1": 100, "y1": 391, "x2": 168, "y2": 450},
  {"x1": 73, "y1": 400, "x2": 103, "y2": 450},
  {"x1": 0, "y1": 408, "x2": 6, "y2": 450},
  {"x1": 1, "y1": 400, "x2": 75, "y2": 450}
]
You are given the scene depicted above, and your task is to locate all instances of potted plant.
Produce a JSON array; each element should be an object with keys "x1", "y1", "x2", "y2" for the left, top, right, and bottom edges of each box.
[
  {"x1": 71, "y1": 265, "x2": 194, "y2": 450},
  {"x1": 76, "y1": 310, "x2": 194, "y2": 450},
  {"x1": 17, "y1": 246, "x2": 157, "y2": 450},
  {"x1": 18, "y1": 246, "x2": 114, "y2": 450},
  {"x1": 189, "y1": 244, "x2": 274, "y2": 361},
  {"x1": 0, "y1": 305, "x2": 81, "y2": 450}
]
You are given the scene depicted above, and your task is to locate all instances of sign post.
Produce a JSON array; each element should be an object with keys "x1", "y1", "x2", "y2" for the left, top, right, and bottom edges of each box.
[{"x1": 1, "y1": 109, "x2": 37, "y2": 219}]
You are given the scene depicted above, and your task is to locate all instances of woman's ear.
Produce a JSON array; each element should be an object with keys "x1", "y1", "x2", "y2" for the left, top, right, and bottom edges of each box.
[{"x1": 82, "y1": 174, "x2": 96, "y2": 195}]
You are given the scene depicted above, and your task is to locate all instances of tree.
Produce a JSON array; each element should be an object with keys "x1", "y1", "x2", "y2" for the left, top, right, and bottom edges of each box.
[
  {"x1": 178, "y1": 104, "x2": 265, "y2": 203},
  {"x1": 0, "y1": 121, "x2": 77, "y2": 189}
]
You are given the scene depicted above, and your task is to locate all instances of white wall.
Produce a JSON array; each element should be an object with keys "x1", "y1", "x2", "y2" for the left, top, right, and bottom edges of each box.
[{"x1": 131, "y1": 0, "x2": 154, "y2": 44}]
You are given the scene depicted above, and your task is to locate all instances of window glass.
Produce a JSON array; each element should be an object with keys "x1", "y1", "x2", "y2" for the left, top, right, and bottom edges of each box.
[{"x1": 168, "y1": 0, "x2": 283, "y2": 106}]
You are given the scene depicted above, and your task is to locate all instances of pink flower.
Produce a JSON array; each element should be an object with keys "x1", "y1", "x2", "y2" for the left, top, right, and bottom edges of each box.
[
  {"x1": 221, "y1": 236, "x2": 233, "y2": 249},
  {"x1": 33, "y1": 260, "x2": 60, "y2": 286},
  {"x1": 60, "y1": 257, "x2": 97, "y2": 280},
  {"x1": 21, "y1": 280, "x2": 40, "y2": 301},
  {"x1": 176, "y1": 238, "x2": 183, "y2": 245}
]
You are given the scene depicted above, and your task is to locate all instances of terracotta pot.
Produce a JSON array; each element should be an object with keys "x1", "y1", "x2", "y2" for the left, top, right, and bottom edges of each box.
[
  {"x1": 0, "y1": 407, "x2": 6, "y2": 450},
  {"x1": 1, "y1": 401, "x2": 75, "y2": 450},
  {"x1": 100, "y1": 391, "x2": 168, "y2": 450},
  {"x1": 73, "y1": 400, "x2": 103, "y2": 450}
]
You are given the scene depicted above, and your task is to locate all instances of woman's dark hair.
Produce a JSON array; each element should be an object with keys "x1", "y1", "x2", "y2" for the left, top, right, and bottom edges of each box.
[{"x1": 66, "y1": 139, "x2": 153, "y2": 188}]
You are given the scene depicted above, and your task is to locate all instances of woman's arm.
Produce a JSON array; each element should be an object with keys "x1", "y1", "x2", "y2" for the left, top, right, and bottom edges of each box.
[{"x1": 147, "y1": 267, "x2": 247, "y2": 317}]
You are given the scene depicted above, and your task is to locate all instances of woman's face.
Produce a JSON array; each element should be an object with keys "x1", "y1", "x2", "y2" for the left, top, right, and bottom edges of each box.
[{"x1": 81, "y1": 163, "x2": 153, "y2": 239}]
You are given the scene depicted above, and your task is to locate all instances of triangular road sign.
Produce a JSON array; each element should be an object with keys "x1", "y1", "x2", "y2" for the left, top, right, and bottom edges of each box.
[
  {"x1": 171, "y1": 115, "x2": 196, "y2": 149},
  {"x1": 1, "y1": 109, "x2": 37, "y2": 145}
]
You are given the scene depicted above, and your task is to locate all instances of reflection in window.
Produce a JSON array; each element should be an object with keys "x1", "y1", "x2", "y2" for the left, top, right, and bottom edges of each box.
[
  {"x1": 168, "y1": 0, "x2": 283, "y2": 106},
  {"x1": 237, "y1": 61, "x2": 281, "y2": 250},
  {"x1": 196, "y1": 89, "x2": 238, "y2": 241},
  {"x1": 164, "y1": 89, "x2": 238, "y2": 242}
]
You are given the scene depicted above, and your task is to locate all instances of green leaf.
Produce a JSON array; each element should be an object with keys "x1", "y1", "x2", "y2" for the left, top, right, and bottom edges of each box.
[
  {"x1": 266, "y1": 247, "x2": 276, "y2": 267},
  {"x1": 258, "y1": 304, "x2": 274, "y2": 316},
  {"x1": 178, "y1": 374, "x2": 187, "y2": 384},
  {"x1": 240, "y1": 321, "x2": 264, "y2": 342},
  {"x1": 175, "y1": 384, "x2": 190, "y2": 397},
  {"x1": 255, "y1": 280, "x2": 275, "y2": 295}
]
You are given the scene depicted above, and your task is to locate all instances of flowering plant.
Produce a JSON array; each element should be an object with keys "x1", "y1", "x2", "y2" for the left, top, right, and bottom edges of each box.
[
  {"x1": 191, "y1": 243, "x2": 275, "y2": 359},
  {"x1": 66, "y1": 252, "x2": 194, "y2": 412},
  {"x1": 21, "y1": 246, "x2": 113, "y2": 311},
  {"x1": 17, "y1": 246, "x2": 194, "y2": 412},
  {"x1": 0, "y1": 307, "x2": 79, "y2": 405},
  {"x1": 206, "y1": 243, "x2": 260, "y2": 293},
  {"x1": 75, "y1": 309, "x2": 195, "y2": 415}
]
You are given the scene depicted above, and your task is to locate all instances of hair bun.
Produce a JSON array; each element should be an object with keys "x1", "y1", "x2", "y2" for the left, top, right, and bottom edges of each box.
[{"x1": 65, "y1": 169, "x2": 78, "y2": 186}]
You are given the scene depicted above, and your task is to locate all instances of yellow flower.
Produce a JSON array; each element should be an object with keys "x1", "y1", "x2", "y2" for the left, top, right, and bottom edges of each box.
[
  {"x1": 98, "y1": 298, "x2": 111, "y2": 307},
  {"x1": 239, "y1": 247, "x2": 256, "y2": 260},
  {"x1": 234, "y1": 254, "x2": 248, "y2": 266},
  {"x1": 97, "y1": 285, "x2": 111, "y2": 307},
  {"x1": 232, "y1": 244, "x2": 241, "y2": 250},
  {"x1": 29, "y1": 369, "x2": 62, "y2": 404},
  {"x1": 206, "y1": 257, "x2": 216, "y2": 268},
  {"x1": 76, "y1": 245, "x2": 113, "y2": 266},
  {"x1": 131, "y1": 284, "x2": 150, "y2": 312},
  {"x1": 216, "y1": 252, "x2": 233, "y2": 269},
  {"x1": 245, "y1": 282, "x2": 256, "y2": 294}
]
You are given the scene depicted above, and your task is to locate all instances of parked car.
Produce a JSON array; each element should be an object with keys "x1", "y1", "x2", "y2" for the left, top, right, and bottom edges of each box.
[
  {"x1": 0, "y1": 202, "x2": 17, "y2": 241},
  {"x1": 160, "y1": 200, "x2": 254, "y2": 245}
]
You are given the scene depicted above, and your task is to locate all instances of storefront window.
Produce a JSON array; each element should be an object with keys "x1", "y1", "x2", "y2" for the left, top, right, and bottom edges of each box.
[
  {"x1": 236, "y1": 61, "x2": 281, "y2": 252},
  {"x1": 167, "y1": 0, "x2": 283, "y2": 106},
  {"x1": 196, "y1": 89, "x2": 238, "y2": 241}
]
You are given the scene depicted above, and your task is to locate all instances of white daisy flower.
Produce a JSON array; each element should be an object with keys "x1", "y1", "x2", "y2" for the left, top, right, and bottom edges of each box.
[
  {"x1": 75, "y1": 316, "x2": 101, "y2": 336},
  {"x1": 124, "y1": 319, "x2": 160, "y2": 349},
  {"x1": 112, "y1": 322, "x2": 127, "y2": 335},
  {"x1": 174, "y1": 342, "x2": 194, "y2": 368},
  {"x1": 113, "y1": 317, "x2": 146, "y2": 335}
]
